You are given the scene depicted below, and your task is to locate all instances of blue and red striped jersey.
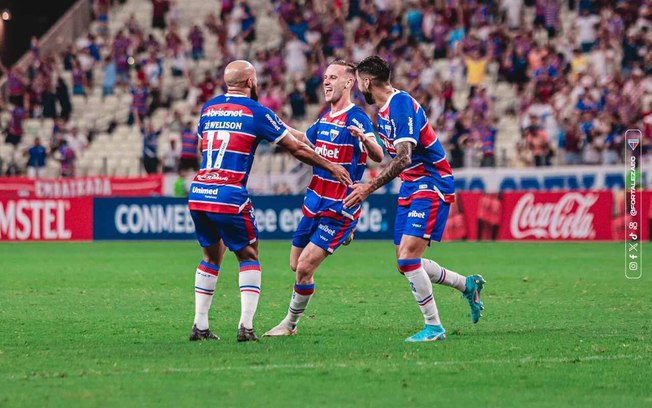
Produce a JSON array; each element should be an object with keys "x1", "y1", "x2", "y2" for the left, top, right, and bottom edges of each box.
[
  {"x1": 376, "y1": 90, "x2": 455, "y2": 205},
  {"x1": 303, "y1": 104, "x2": 375, "y2": 220},
  {"x1": 188, "y1": 94, "x2": 288, "y2": 214}
]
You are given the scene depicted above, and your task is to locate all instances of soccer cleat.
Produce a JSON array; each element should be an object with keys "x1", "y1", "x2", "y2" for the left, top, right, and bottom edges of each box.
[
  {"x1": 189, "y1": 324, "x2": 220, "y2": 341},
  {"x1": 342, "y1": 231, "x2": 355, "y2": 246},
  {"x1": 405, "y1": 324, "x2": 446, "y2": 342},
  {"x1": 463, "y1": 274, "x2": 486, "y2": 324},
  {"x1": 237, "y1": 324, "x2": 260, "y2": 342},
  {"x1": 263, "y1": 322, "x2": 297, "y2": 337}
]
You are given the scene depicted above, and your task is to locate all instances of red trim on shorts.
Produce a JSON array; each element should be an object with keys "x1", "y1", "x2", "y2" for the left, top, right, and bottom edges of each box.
[
  {"x1": 329, "y1": 218, "x2": 352, "y2": 252},
  {"x1": 425, "y1": 198, "x2": 440, "y2": 238}
]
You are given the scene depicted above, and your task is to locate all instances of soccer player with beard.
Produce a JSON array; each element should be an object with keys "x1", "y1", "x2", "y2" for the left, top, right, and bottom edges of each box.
[
  {"x1": 344, "y1": 56, "x2": 486, "y2": 342},
  {"x1": 188, "y1": 60, "x2": 352, "y2": 342},
  {"x1": 264, "y1": 60, "x2": 384, "y2": 337}
]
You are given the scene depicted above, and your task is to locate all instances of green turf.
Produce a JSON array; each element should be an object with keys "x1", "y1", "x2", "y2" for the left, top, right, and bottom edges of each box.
[{"x1": 0, "y1": 241, "x2": 650, "y2": 407}]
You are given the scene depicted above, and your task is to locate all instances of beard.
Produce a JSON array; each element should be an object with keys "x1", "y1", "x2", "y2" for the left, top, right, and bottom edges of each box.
[
  {"x1": 250, "y1": 86, "x2": 258, "y2": 101},
  {"x1": 362, "y1": 90, "x2": 374, "y2": 104}
]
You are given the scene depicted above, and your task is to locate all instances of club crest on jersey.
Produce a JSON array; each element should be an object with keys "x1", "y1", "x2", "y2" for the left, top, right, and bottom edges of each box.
[
  {"x1": 384, "y1": 124, "x2": 392, "y2": 138},
  {"x1": 329, "y1": 129, "x2": 339, "y2": 141}
]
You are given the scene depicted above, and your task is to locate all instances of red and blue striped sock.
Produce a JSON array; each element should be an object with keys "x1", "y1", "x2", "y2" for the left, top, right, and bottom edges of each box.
[
  {"x1": 239, "y1": 261, "x2": 262, "y2": 329},
  {"x1": 194, "y1": 260, "x2": 220, "y2": 330},
  {"x1": 286, "y1": 282, "x2": 315, "y2": 329},
  {"x1": 398, "y1": 258, "x2": 441, "y2": 326}
]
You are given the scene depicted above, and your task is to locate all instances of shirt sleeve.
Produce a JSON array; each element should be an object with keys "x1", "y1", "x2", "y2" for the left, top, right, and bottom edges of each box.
[
  {"x1": 391, "y1": 94, "x2": 418, "y2": 146},
  {"x1": 349, "y1": 109, "x2": 374, "y2": 135},
  {"x1": 253, "y1": 105, "x2": 289, "y2": 144},
  {"x1": 348, "y1": 109, "x2": 377, "y2": 151}
]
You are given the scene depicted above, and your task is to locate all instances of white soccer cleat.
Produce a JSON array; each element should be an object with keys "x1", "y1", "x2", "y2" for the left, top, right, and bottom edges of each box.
[{"x1": 263, "y1": 322, "x2": 297, "y2": 337}]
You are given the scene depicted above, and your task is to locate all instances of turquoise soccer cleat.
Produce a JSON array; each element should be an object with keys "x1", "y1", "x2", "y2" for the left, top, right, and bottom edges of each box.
[
  {"x1": 404, "y1": 324, "x2": 446, "y2": 342},
  {"x1": 463, "y1": 274, "x2": 486, "y2": 324}
]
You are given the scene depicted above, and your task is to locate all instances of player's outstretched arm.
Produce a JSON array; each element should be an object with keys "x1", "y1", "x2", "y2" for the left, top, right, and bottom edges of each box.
[
  {"x1": 278, "y1": 134, "x2": 352, "y2": 186},
  {"x1": 344, "y1": 141, "x2": 412, "y2": 208},
  {"x1": 347, "y1": 125, "x2": 384, "y2": 163},
  {"x1": 282, "y1": 122, "x2": 314, "y2": 148}
]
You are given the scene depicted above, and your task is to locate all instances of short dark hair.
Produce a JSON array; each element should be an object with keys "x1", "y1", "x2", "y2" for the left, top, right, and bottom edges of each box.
[
  {"x1": 355, "y1": 56, "x2": 391, "y2": 84},
  {"x1": 329, "y1": 59, "x2": 356, "y2": 76}
]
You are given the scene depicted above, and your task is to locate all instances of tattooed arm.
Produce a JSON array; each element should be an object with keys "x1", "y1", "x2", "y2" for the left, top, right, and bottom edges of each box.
[{"x1": 343, "y1": 141, "x2": 413, "y2": 208}]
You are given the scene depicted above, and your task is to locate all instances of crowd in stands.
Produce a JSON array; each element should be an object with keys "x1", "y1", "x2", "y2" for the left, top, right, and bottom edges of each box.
[
  {"x1": 0, "y1": 0, "x2": 650, "y2": 179},
  {"x1": 269, "y1": 0, "x2": 651, "y2": 168}
]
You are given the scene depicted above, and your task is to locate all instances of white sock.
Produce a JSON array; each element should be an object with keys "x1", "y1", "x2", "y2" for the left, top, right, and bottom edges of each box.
[
  {"x1": 399, "y1": 259, "x2": 441, "y2": 326},
  {"x1": 194, "y1": 261, "x2": 220, "y2": 330},
  {"x1": 422, "y1": 258, "x2": 467, "y2": 292},
  {"x1": 238, "y1": 261, "x2": 262, "y2": 329},
  {"x1": 285, "y1": 282, "x2": 315, "y2": 329}
]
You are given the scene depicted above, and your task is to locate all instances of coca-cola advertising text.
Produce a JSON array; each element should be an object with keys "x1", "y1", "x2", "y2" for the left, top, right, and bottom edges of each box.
[{"x1": 498, "y1": 191, "x2": 613, "y2": 240}]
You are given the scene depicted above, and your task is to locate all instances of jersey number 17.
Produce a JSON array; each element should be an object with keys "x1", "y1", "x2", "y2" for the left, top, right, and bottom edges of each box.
[{"x1": 204, "y1": 130, "x2": 230, "y2": 169}]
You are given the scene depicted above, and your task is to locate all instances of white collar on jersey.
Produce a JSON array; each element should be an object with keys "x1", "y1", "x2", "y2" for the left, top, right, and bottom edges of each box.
[
  {"x1": 379, "y1": 89, "x2": 400, "y2": 112},
  {"x1": 328, "y1": 103, "x2": 355, "y2": 117},
  {"x1": 224, "y1": 93, "x2": 247, "y2": 97}
]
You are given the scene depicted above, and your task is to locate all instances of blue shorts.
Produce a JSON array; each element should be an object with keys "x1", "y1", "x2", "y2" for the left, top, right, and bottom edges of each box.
[
  {"x1": 292, "y1": 215, "x2": 357, "y2": 254},
  {"x1": 190, "y1": 208, "x2": 258, "y2": 252},
  {"x1": 394, "y1": 197, "x2": 450, "y2": 245}
]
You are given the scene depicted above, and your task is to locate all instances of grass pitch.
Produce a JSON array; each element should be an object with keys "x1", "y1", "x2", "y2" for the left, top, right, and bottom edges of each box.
[{"x1": 0, "y1": 241, "x2": 650, "y2": 407}]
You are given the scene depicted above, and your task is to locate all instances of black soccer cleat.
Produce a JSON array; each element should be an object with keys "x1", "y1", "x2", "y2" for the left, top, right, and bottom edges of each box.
[
  {"x1": 189, "y1": 324, "x2": 220, "y2": 341},
  {"x1": 237, "y1": 324, "x2": 259, "y2": 342}
]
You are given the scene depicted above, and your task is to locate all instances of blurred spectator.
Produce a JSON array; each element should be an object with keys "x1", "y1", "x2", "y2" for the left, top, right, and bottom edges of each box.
[
  {"x1": 285, "y1": 34, "x2": 310, "y2": 78},
  {"x1": 166, "y1": 0, "x2": 180, "y2": 27},
  {"x1": 561, "y1": 117, "x2": 582, "y2": 165},
  {"x1": 151, "y1": 0, "x2": 170, "y2": 29},
  {"x1": 162, "y1": 139, "x2": 180, "y2": 173},
  {"x1": 135, "y1": 113, "x2": 162, "y2": 174},
  {"x1": 55, "y1": 77, "x2": 72, "y2": 121},
  {"x1": 42, "y1": 82, "x2": 57, "y2": 119},
  {"x1": 65, "y1": 126, "x2": 88, "y2": 154},
  {"x1": 179, "y1": 121, "x2": 199, "y2": 171},
  {"x1": 24, "y1": 137, "x2": 47, "y2": 178},
  {"x1": 478, "y1": 118, "x2": 497, "y2": 167},
  {"x1": 143, "y1": 52, "x2": 163, "y2": 109},
  {"x1": 57, "y1": 139, "x2": 76, "y2": 177},
  {"x1": 6, "y1": 103, "x2": 27, "y2": 147},
  {"x1": 129, "y1": 78, "x2": 150, "y2": 125},
  {"x1": 0, "y1": 63, "x2": 26, "y2": 107},
  {"x1": 449, "y1": 117, "x2": 469, "y2": 169},
  {"x1": 465, "y1": 49, "x2": 489, "y2": 94},
  {"x1": 188, "y1": 25, "x2": 205, "y2": 60},
  {"x1": 102, "y1": 56, "x2": 117, "y2": 97},
  {"x1": 71, "y1": 59, "x2": 87, "y2": 96},
  {"x1": 198, "y1": 71, "x2": 217, "y2": 105},
  {"x1": 289, "y1": 87, "x2": 307, "y2": 120},
  {"x1": 575, "y1": 9, "x2": 600, "y2": 53},
  {"x1": 174, "y1": 168, "x2": 188, "y2": 197},
  {"x1": 525, "y1": 115, "x2": 551, "y2": 167}
]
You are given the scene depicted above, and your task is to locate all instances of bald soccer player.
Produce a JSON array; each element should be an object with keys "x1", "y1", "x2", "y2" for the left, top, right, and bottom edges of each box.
[
  {"x1": 264, "y1": 60, "x2": 384, "y2": 337},
  {"x1": 188, "y1": 60, "x2": 352, "y2": 342}
]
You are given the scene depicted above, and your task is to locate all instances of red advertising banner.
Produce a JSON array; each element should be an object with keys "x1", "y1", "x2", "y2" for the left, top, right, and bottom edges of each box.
[
  {"x1": 444, "y1": 191, "x2": 615, "y2": 241},
  {"x1": 0, "y1": 176, "x2": 163, "y2": 199},
  {"x1": 0, "y1": 198, "x2": 93, "y2": 241},
  {"x1": 498, "y1": 191, "x2": 613, "y2": 240}
]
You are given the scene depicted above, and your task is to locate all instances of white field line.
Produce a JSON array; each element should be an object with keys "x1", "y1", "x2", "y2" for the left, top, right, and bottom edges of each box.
[{"x1": 4, "y1": 353, "x2": 647, "y2": 381}]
